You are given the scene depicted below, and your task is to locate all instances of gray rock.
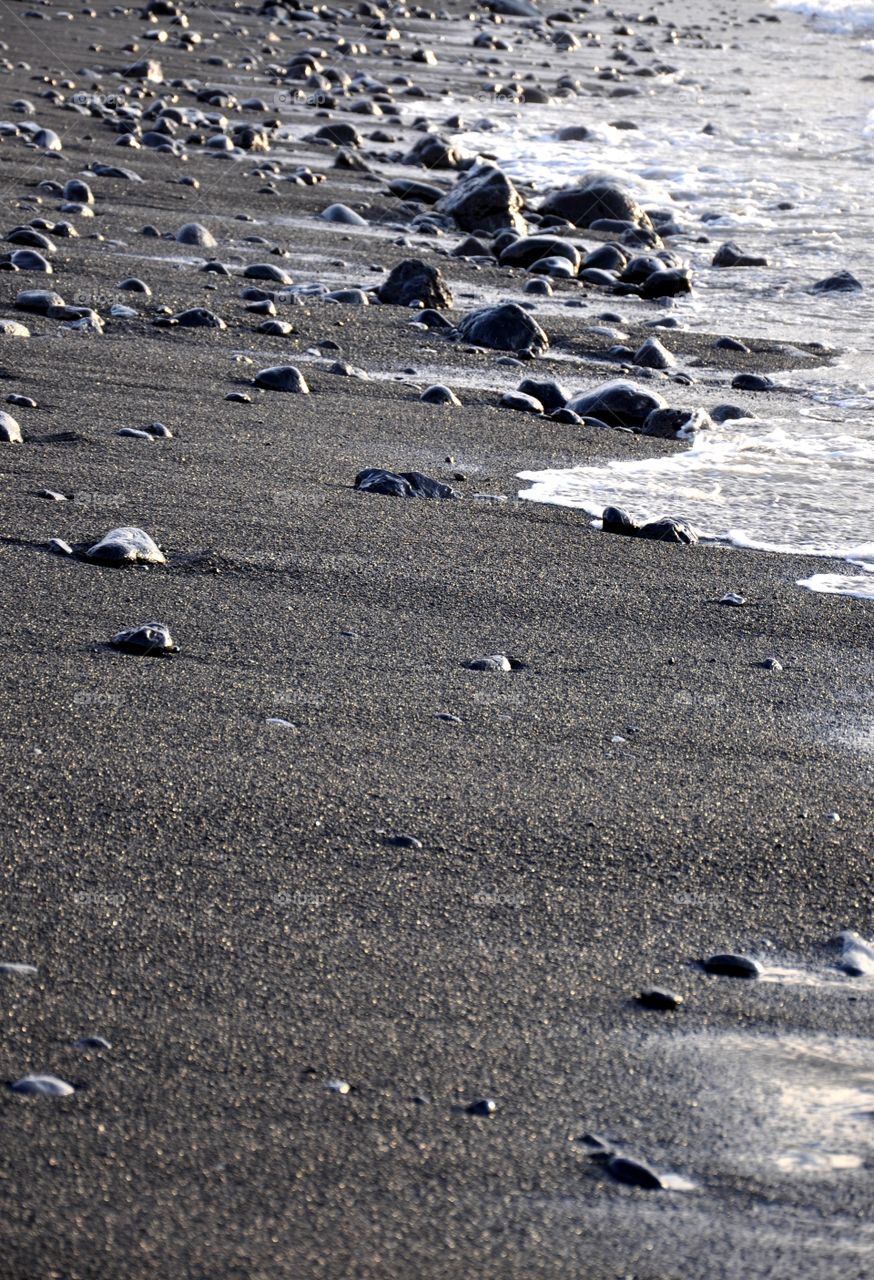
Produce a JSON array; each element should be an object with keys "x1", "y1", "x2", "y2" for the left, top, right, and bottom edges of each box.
[
  {"x1": 15, "y1": 288, "x2": 65, "y2": 313},
  {"x1": 0, "y1": 319, "x2": 30, "y2": 337},
  {"x1": 712, "y1": 241, "x2": 768, "y2": 268},
  {"x1": 810, "y1": 270, "x2": 862, "y2": 294},
  {"x1": 254, "y1": 366, "x2": 310, "y2": 393},
  {"x1": 73, "y1": 1035, "x2": 111, "y2": 1050},
  {"x1": 457, "y1": 303, "x2": 548, "y2": 356},
  {"x1": 170, "y1": 307, "x2": 225, "y2": 329},
  {"x1": 633, "y1": 337, "x2": 675, "y2": 370},
  {"x1": 499, "y1": 235, "x2": 581, "y2": 271},
  {"x1": 731, "y1": 373, "x2": 774, "y2": 391},
  {"x1": 86, "y1": 527, "x2": 166, "y2": 566},
  {"x1": 516, "y1": 378, "x2": 569, "y2": 413},
  {"x1": 435, "y1": 161, "x2": 526, "y2": 234},
  {"x1": 11, "y1": 1075, "x2": 75, "y2": 1097},
  {"x1": 319, "y1": 203, "x2": 367, "y2": 226},
  {"x1": 355, "y1": 468, "x2": 459, "y2": 499},
  {"x1": 640, "y1": 407, "x2": 711, "y2": 440},
  {"x1": 63, "y1": 178, "x2": 94, "y2": 205},
  {"x1": 389, "y1": 179, "x2": 443, "y2": 204},
  {"x1": 420, "y1": 384, "x2": 461, "y2": 406},
  {"x1": 640, "y1": 267, "x2": 693, "y2": 299},
  {"x1": 378, "y1": 259, "x2": 453, "y2": 309},
  {"x1": 464, "y1": 655, "x2": 512, "y2": 672},
  {"x1": 244, "y1": 263, "x2": 293, "y2": 284},
  {"x1": 32, "y1": 128, "x2": 62, "y2": 151},
  {"x1": 0, "y1": 411, "x2": 23, "y2": 443},
  {"x1": 638, "y1": 517, "x2": 698, "y2": 545},
  {"x1": 0, "y1": 962, "x2": 37, "y2": 976},
  {"x1": 466, "y1": 1098, "x2": 497, "y2": 1116},
  {"x1": 500, "y1": 391, "x2": 543, "y2": 414},
  {"x1": 175, "y1": 222, "x2": 217, "y2": 248},
  {"x1": 567, "y1": 381, "x2": 666, "y2": 429},
  {"x1": 8, "y1": 249, "x2": 52, "y2": 273},
  {"x1": 539, "y1": 178, "x2": 651, "y2": 230},
  {"x1": 313, "y1": 122, "x2": 362, "y2": 148},
  {"x1": 403, "y1": 133, "x2": 462, "y2": 171},
  {"x1": 711, "y1": 403, "x2": 754, "y2": 423},
  {"x1": 601, "y1": 506, "x2": 641, "y2": 537},
  {"x1": 117, "y1": 277, "x2": 151, "y2": 295},
  {"x1": 606, "y1": 1155, "x2": 664, "y2": 1190},
  {"x1": 703, "y1": 952, "x2": 761, "y2": 979},
  {"x1": 110, "y1": 622, "x2": 176, "y2": 655},
  {"x1": 636, "y1": 989, "x2": 684, "y2": 1010}
]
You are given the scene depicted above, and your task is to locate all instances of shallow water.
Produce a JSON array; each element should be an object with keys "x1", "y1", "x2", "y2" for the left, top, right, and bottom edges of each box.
[{"x1": 430, "y1": 4, "x2": 874, "y2": 594}]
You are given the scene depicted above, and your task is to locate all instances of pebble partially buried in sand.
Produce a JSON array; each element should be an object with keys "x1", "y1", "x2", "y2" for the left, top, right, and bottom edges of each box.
[{"x1": 85, "y1": 527, "x2": 166, "y2": 566}]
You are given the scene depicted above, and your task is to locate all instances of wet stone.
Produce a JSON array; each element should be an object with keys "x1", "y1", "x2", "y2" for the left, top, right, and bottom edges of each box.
[
  {"x1": 703, "y1": 952, "x2": 761, "y2": 979},
  {"x1": 0, "y1": 411, "x2": 23, "y2": 443},
  {"x1": 253, "y1": 366, "x2": 309, "y2": 393},
  {"x1": 500, "y1": 391, "x2": 543, "y2": 414},
  {"x1": 110, "y1": 622, "x2": 176, "y2": 655},
  {"x1": 602, "y1": 506, "x2": 641, "y2": 537},
  {"x1": 386, "y1": 834, "x2": 423, "y2": 849},
  {"x1": 420, "y1": 384, "x2": 461, "y2": 406},
  {"x1": 456, "y1": 303, "x2": 549, "y2": 356},
  {"x1": 355, "y1": 469, "x2": 459, "y2": 499},
  {"x1": 606, "y1": 1155, "x2": 665, "y2": 1190},
  {"x1": 638, "y1": 517, "x2": 698, "y2": 545},
  {"x1": 636, "y1": 989, "x2": 684, "y2": 1010},
  {"x1": 319, "y1": 203, "x2": 367, "y2": 226},
  {"x1": 11, "y1": 1075, "x2": 74, "y2": 1097},
  {"x1": 466, "y1": 1098, "x2": 497, "y2": 1116},
  {"x1": 85, "y1": 526, "x2": 166, "y2": 566},
  {"x1": 732, "y1": 373, "x2": 774, "y2": 391}
]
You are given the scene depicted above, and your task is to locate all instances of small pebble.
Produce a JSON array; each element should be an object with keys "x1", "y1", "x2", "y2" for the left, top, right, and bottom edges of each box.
[
  {"x1": 636, "y1": 989, "x2": 684, "y2": 1010},
  {"x1": 719, "y1": 593, "x2": 746, "y2": 606},
  {"x1": 703, "y1": 952, "x2": 761, "y2": 979},
  {"x1": 73, "y1": 1035, "x2": 111, "y2": 1051},
  {"x1": 466, "y1": 1098, "x2": 496, "y2": 1116},
  {"x1": 11, "y1": 1075, "x2": 75, "y2": 1097},
  {"x1": 0, "y1": 962, "x2": 37, "y2": 976}
]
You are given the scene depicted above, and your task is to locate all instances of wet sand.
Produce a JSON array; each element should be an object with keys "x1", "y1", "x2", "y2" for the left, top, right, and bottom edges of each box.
[{"x1": 1, "y1": 0, "x2": 873, "y2": 1276}]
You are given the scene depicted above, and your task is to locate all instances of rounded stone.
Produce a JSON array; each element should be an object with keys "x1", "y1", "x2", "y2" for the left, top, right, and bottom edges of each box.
[
  {"x1": 110, "y1": 622, "x2": 176, "y2": 654},
  {"x1": 703, "y1": 953, "x2": 761, "y2": 979},
  {"x1": 175, "y1": 222, "x2": 217, "y2": 248},
  {"x1": 420, "y1": 384, "x2": 461, "y2": 406},
  {"x1": 11, "y1": 1075, "x2": 74, "y2": 1097},
  {"x1": 85, "y1": 527, "x2": 166, "y2": 566},
  {"x1": 254, "y1": 365, "x2": 310, "y2": 393},
  {"x1": 0, "y1": 411, "x2": 23, "y2": 443}
]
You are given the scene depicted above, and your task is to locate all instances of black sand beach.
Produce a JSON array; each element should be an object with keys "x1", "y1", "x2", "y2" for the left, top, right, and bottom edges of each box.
[{"x1": 1, "y1": 0, "x2": 873, "y2": 1275}]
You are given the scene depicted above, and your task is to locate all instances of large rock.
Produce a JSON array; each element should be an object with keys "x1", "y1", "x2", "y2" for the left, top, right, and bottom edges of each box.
[
  {"x1": 539, "y1": 177, "x2": 651, "y2": 230},
  {"x1": 85, "y1": 527, "x2": 166, "y2": 565},
  {"x1": 435, "y1": 162, "x2": 525, "y2": 235},
  {"x1": 566, "y1": 380, "x2": 666, "y2": 429},
  {"x1": 403, "y1": 134, "x2": 463, "y2": 171},
  {"x1": 254, "y1": 365, "x2": 309, "y2": 393},
  {"x1": 456, "y1": 303, "x2": 548, "y2": 356},
  {"x1": 355, "y1": 469, "x2": 459, "y2": 499},
  {"x1": 378, "y1": 259, "x2": 452, "y2": 309},
  {"x1": 810, "y1": 270, "x2": 863, "y2": 294},
  {"x1": 499, "y1": 235, "x2": 579, "y2": 270}
]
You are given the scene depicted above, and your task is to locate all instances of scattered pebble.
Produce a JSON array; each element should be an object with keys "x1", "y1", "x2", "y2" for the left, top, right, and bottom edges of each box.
[
  {"x1": 110, "y1": 622, "x2": 175, "y2": 655},
  {"x1": 85, "y1": 527, "x2": 166, "y2": 566},
  {"x1": 11, "y1": 1075, "x2": 75, "y2": 1097},
  {"x1": 703, "y1": 953, "x2": 761, "y2": 979},
  {"x1": 466, "y1": 1098, "x2": 496, "y2": 1116}
]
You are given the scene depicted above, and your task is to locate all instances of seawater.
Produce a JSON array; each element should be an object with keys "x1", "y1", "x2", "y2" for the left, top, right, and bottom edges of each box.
[{"x1": 439, "y1": 1, "x2": 874, "y2": 597}]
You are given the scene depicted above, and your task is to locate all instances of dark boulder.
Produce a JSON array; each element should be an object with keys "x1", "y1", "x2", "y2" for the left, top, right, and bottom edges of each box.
[
  {"x1": 403, "y1": 134, "x2": 463, "y2": 171},
  {"x1": 632, "y1": 337, "x2": 675, "y2": 369},
  {"x1": 641, "y1": 407, "x2": 712, "y2": 439},
  {"x1": 435, "y1": 162, "x2": 525, "y2": 234},
  {"x1": 540, "y1": 178, "x2": 651, "y2": 230},
  {"x1": 638, "y1": 517, "x2": 699, "y2": 544},
  {"x1": 378, "y1": 259, "x2": 453, "y2": 309},
  {"x1": 313, "y1": 122, "x2": 362, "y2": 147},
  {"x1": 602, "y1": 506, "x2": 640, "y2": 536},
  {"x1": 499, "y1": 236, "x2": 580, "y2": 270},
  {"x1": 516, "y1": 377, "x2": 569, "y2": 413},
  {"x1": 810, "y1": 270, "x2": 862, "y2": 294},
  {"x1": 640, "y1": 267, "x2": 693, "y2": 299},
  {"x1": 354, "y1": 468, "x2": 459, "y2": 499},
  {"x1": 388, "y1": 178, "x2": 443, "y2": 204},
  {"x1": 712, "y1": 241, "x2": 768, "y2": 268},
  {"x1": 566, "y1": 380, "x2": 666, "y2": 429},
  {"x1": 456, "y1": 303, "x2": 548, "y2": 355}
]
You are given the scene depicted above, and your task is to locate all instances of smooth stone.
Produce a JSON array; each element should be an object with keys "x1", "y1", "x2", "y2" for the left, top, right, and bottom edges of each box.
[
  {"x1": 703, "y1": 952, "x2": 761, "y2": 979},
  {"x1": 416, "y1": 308, "x2": 453, "y2": 331},
  {"x1": 48, "y1": 538, "x2": 73, "y2": 555},
  {"x1": 731, "y1": 373, "x2": 774, "y2": 391},
  {"x1": 500, "y1": 391, "x2": 543, "y2": 414},
  {"x1": 389, "y1": 179, "x2": 443, "y2": 204},
  {"x1": 86, "y1": 527, "x2": 166, "y2": 566},
  {"x1": 640, "y1": 267, "x2": 693, "y2": 299},
  {"x1": 0, "y1": 962, "x2": 37, "y2": 976},
  {"x1": 529, "y1": 255, "x2": 577, "y2": 279},
  {"x1": 711, "y1": 403, "x2": 754, "y2": 423},
  {"x1": 601, "y1": 506, "x2": 641, "y2": 537},
  {"x1": 325, "y1": 290, "x2": 369, "y2": 305},
  {"x1": 6, "y1": 227, "x2": 55, "y2": 253},
  {"x1": 464, "y1": 655, "x2": 512, "y2": 672},
  {"x1": 0, "y1": 319, "x2": 30, "y2": 337},
  {"x1": 259, "y1": 320, "x2": 295, "y2": 336},
  {"x1": 567, "y1": 380, "x2": 666, "y2": 430},
  {"x1": 11, "y1": 1075, "x2": 74, "y2": 1097},
  {"x1": 466, "y1": 1098, "x2": 497, "y2": 1116},
  {"x1": 539, "y1": 178, "x2": 651, "y2": 230},
  {"x1": 715, "y1": 337, "x2": 750, "y2": 352},
  {"x1": 170, "y1": 308, "x2": 225, "y2": 329},
  {"x1": 633, "y1": 336, "x2": 675, "y2": 369},
  {"x1": 254, "y1": 366, "x2": 309, "y2": 393},
  {"x1": 33, "y1": 128, "x2": 62, "y2": 151},
  {"x1": 832, "y1": 930, "x2": 874, "y2": 977},
  {"x1": 550, "y1": 407, "x2": 584, "y2": 424},
  {"x1": 810, "y1": 270, "x2": 862, "y2": 294},
  {"x1": 110, "y1": 622, "x2": 176, "y2": 655},
  {"x1": 243, "y1": 263, "x2": 293, "y2": 284},
  {"x1": 523, "y1": 278, "x2": 553, "y2": 296},
  {"x1": 15, "y1": 288, "x2": 65, "y2": 313},
  {"x1": 116, "y1": 428, "x2": 153, "y2": 441},
  {"x1": 457, "y1": 303, "x2": 548, "y2": 356},
  {"x1": 313, "y1": 122, "x2": 362, "y2": 147},
  {"x1": 63, "y1": 178, "x2": 94, "y2": 205},
  {"x1": 606, "y1": 1155, "x2": 664, "y2": 1190},
  {"x1": 74, "y1": 1035, "x2": 111, "y2": 1050},
  {"x1": 420, "y1": 384, "x2": 461, "y2": 406},
  {"x1": 636, "y1": 989, "x2": 684, "y2": 1010},
  {"x1": 378, "y1": 259, "x2": 453, "y2": 309},
  {"x1": 175, "y1": 222, "x2": 217, "y2": 248},
  {"x1": 720, "y1": 593, "x2": 747, "y2": 606},
  {"x1": 319, "y1": 203, "x2": 367, "y2": 226},
  {"x1": 225, "y1": 392, "x2": 251, "y2": 403},
  {"x1": 403, "y1": 134, "x2": 463, "y2": 171},
  {"x1": 354, "y1": 468, "x2": 459, "y2": 499},
  {"x1": 434, "y1": 161, "x2": 526, "y2": 233},
  {"x1": 386, "y1": 834, "x2": 423, "y2": 849},
  {"x1": 712, "y1": 241, "x2": 768, "y2": 268},
  {"x1": 516, "y1": 378, "x2": 569, "y2": 413},
  {"x1": 325, "y1": 1078, "x2": 351, "y2": 1094},
  {"x1": 8, "y1": 249, "x2": 52, "y2": 273},
  {"x1": 761, "y1": 657, "x2": 783, "y2": 671},
  {"x1": 640, "y1": 407, "x2": 711, "y2": 440},
  {"x1": 0, "y1": 410, "x2": 23, "y2": 443},
  {"x1": 499, "y1": 235, "x2": 579, "y2": 271},
  {"x1": 638, "y1": 517, "x2": 699, "y2": 545}
]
